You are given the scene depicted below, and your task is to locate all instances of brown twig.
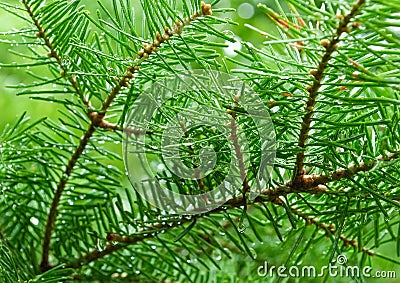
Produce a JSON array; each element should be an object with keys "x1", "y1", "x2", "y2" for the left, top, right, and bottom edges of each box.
[
  {"x1": 100, "y1": 2, "x2": 212, "y2": 113},
  {"x1": 227, "y1": 92, "x2": 250, "y2": 195},
  {"x1": 87, "y1": 113, "x2": 152, "y2": 136},
  {"x1": 293, "y1": 0, "x2": 366, "y2": 182},
  {"x1": 20, "y1": 0, "x2": 97, "y2": 271},
  {"x1": 288, "y1": 152, "x2": 399, "y2": 190},
  {"x1": 90, "y1": 1, "x2": 212, "y2": 129},
  {"x1": 23, "y1": 0, "x2": 136, "y2": 134}
]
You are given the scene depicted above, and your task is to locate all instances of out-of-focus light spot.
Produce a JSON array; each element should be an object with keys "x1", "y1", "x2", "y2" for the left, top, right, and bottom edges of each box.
[
  {"x1": 238, "y1": 3, "x2": 255, "y2": 19},
  {"x1": 223, "y1": 36, "x2": 242, "y2": 57},
  {"x1": 30, "y1": 217, "x2": 39, "y2": 226}
]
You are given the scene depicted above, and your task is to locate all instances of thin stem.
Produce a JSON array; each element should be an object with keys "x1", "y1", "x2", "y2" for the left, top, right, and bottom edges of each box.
[
  {"x1": 294, "y1": 0, "x2": 366, "y2": 181},
  {"x1": 20, "y1": 0, "x2": 96, "y2": 271},
  {"x1": 288, "y1": 152, "x2": 399, "y2": 190},
  {"x1": 100, "y1": 1, "x2": 212, "y2": 112}
]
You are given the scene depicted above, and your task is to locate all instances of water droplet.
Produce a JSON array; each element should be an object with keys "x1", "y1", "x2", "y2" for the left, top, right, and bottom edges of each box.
[
  {"x1": 121, "y1": 272, "x2": 128, "y2": 278},
  {"x1": 222, "y1": 30, "x2": 235, "y2": 37},
  {"x1": 249, "y1": 248, "x2": 257, "y2": 259},
  {"x1": 238, "y1": 223, "x2": 247, "y2": 233},
  {"x1": 238, "y1": 210, "x2": 247, "y2": 233},
  {"x1": 30, "y1": 217, "x2": 39, "y2": 225}
]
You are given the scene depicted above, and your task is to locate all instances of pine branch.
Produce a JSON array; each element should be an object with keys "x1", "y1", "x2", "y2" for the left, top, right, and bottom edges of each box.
[
  {"x1": 293, "y1": 0, "x2": 366, "y2": 182},
  {"x1": 21, "y1": 0, "x2": 89, "y2": 107},
  {"x1": 3, "y1": 0, "x2": 399, "y2": 280},
  {"x1": 89, "y1": 2, "x2": 213, "y2": 130},
  {"x1": 99, "y1": 1, "x2": 212, "y2": 112},
  {"x1": 38, "y1": 2, "x2": 213, "y2": 272},
  {"x1": 64, "y1": 187, "x2": 313, "y2": 269},
  {"x1": 66, "y1": 181, "x2": 384, "y2": 270},
  {"x1": 64, "y1": 150, "x2": 398, "y2": 270}
]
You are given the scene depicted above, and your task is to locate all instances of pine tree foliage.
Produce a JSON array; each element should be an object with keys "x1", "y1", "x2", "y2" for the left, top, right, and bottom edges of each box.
[{"x1": 0, "y1": 0, "x2": 399, "y2": 282}]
